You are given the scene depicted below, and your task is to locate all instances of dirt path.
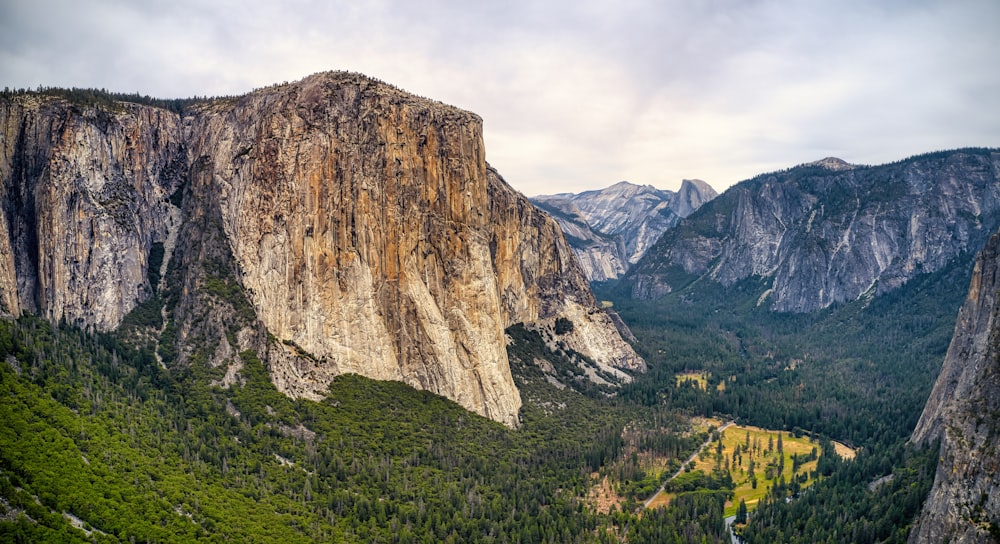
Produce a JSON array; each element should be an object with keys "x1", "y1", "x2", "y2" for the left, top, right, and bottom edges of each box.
[{"x1": 641, "y1": 420, "x2": 735, "y2": 510}]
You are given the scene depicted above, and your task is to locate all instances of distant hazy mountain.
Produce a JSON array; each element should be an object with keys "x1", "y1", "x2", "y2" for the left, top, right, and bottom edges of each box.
[
  {"x1": 531, "y1": 179, "x2": 717, "y2": 281},
  {"x1": 623, "y1": 149, "x2": 1000, "y2": 312}
]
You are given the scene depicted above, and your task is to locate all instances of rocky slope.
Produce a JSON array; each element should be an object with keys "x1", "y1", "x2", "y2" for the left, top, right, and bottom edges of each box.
[
  {"x1": 625, "y1": 151, "x2": 1000, "y2": 312},
  {"x1": 0, "y1": 73, "x2": 643, "y2": 426},
  {"x1": 530, "y1": 179, "x2": 717, "y2": 281},
  {"x1": 908, "y1": 230, "x2": 1000, "y2": 543}
]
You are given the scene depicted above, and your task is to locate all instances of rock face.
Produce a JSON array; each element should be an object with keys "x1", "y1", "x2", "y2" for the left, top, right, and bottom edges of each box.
[
  {"x1": 0, "y1": 96, "x2": 185, "y2": 329},
  {"x1": 186, "y1": 75, "x2": 524, "y2": 425},
  {"x1": 626, "y1": 151, "x2": 1000, "y2": 312},
  {"x1": 908, "y1": 230, "x2": 1000, "y2": 543},
  {"x1": 488, "y1": 169, "x2": 645, "y2": 377},
  {"x1": 530, "y1": 179, "x2": 717, "y2": 281},
  {"x1": 0, "y1": 72, "x2": 643, "y2": 427}
]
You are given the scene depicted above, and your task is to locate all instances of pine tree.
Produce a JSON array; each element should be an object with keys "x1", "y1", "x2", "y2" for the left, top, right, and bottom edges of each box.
[{"x1": 736, "y1": 498, "x2": 748, "y2": 524}]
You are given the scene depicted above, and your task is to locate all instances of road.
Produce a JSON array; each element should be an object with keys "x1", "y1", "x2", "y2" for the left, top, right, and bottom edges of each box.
[
  {"x1": 641, "y1": 420, "x2": 736, "y2": 510},
  {"x1": 618, "y1": 420, "x2": 736, "y2": 542},
  {"x1": 724, "y1": 515, "x2": 743, "y2": 544}
]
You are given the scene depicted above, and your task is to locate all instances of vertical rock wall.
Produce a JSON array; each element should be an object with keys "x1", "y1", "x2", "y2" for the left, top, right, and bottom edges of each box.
[
  {"x1": 185, "y1": 74, "x2": 521, "y2": 425},
  {"x1": 0, "y1": 96, "x2": 183, "y2": 329},
  {"x1": 909, "y1": 231, "x2": 1000, "y2": 543}
]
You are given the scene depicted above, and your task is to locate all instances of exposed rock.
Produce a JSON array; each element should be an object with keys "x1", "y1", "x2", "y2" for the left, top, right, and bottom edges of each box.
[
  {"x1": 529, "y1": 191, "x2": 628, "y2": 282},
  {"x1": 805, "y1": 157, "x2": 857, "y2": 172},
  {"x1": 531, "y1": 179, "x2": 717, "y2": 281},
  {"x1": 184, "y1": 74, "x2": 524, "y2": 425},
  {"x1": 488, "y1": 168, "x2": 645, "y2": 376},
  {"x1": 0, "y1": 95, "x2": 185, "y2": 329},
  {"x1": 670, "y1": 178, "x2": 719, "y2": 218},
  {"x1": 626, "y1": 150, "x2": 1000, "y2": 312},
  {"x1": 908, "y1": 230, "x2": 1000, "y2": 543},
  {"x1": 0, "y1": 72, "x2": 644, "y2": 426}
]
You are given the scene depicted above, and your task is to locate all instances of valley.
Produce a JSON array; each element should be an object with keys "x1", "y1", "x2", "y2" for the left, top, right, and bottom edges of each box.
[{"x1": 1, "y1": 78, "x2": 997, "y2": 542}]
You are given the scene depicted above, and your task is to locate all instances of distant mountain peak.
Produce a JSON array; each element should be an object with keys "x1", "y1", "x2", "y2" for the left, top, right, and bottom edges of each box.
[
  {"x1": 597, "y1": 181, "x2": 663, "y2": 196},
  {"x1": 673, "y1": 179, "x2": 719, "y2": 218},
  {"x1": 806, "y1": 157, "x2": 856, "y2": 171},
  {"x1": 680, "y1": 178, "x2": 715, "y2": 192},
  {"x1": 531, "y1": 179, "x2": 717, "y2": 281}
]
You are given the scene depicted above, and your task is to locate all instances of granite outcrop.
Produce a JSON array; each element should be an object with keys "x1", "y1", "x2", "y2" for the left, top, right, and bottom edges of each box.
[{"x1": 908, "y1": 230, "x2": 1000, "y2": 543}]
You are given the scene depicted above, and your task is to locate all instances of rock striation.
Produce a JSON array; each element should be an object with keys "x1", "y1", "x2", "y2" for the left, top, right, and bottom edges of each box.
[
  {"x1": 185, "y1": 75, "x2": 525, "y2": 425},
  {"x1": 0, "y1": 95, "x2": 185, "y2": 329},
  {"x1": 488, "y1": 169, "x2": 645, "y2": 377},
  {"x1": 625, "y1": 151, "x2": 1000, "y2": 312},
  {"x1": 908, "y1": 230, "x2": 1000, "y2": 543},
  {"x1": 0, "y1": 72, "x2": 643, "y2": 426},
  {"x1": 530, "y1": 179, "x2": 717, "y2": 281}
]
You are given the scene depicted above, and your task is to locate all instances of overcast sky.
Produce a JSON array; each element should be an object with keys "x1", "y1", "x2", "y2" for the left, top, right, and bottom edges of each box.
[{"x1": 2, "y1": 0, "x2": 998, "y2": 195}]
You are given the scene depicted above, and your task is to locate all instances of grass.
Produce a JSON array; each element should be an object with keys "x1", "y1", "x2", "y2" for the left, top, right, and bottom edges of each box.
[
  {"x1": 687, "y1": 424, "x2": 855, "y2": 517},
  {"x1": 689, "y1": 416, "x2": 725, "y2": 433},
  {"x1": 675, "y1": 372, "x2": 729, "y2": 392},
  {"x1": 675, "y1": 372, "x2": 710, "y2": 390},
  {"x1": 646, "y1": 491, "x2": 674, "y2": 510},
  {"x1": 833, "y1": 440, "x2": 857, "y2": 460}
]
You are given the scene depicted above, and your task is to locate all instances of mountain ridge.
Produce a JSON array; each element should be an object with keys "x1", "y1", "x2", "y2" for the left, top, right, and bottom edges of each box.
[{"x1": 624, "y1": 148, "x2": 1000, "y2": 312}]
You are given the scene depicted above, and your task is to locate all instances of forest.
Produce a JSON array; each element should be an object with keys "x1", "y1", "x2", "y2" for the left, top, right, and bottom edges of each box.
[
  {"x1": 0, "y1": 86, "x2": 212, "y2": 114},
  {"x1": 593, "y1": 252, "x2": 969, "y2": 540},
  {"x1": 0, "y1": 227, "x2": 968, "y2": 542},
  {"x1": 600, "y1": 251, "x2": 972, "y2": 451},
  {"x1": 1, "y1": 314, "x2": 731, "y2": 543}
]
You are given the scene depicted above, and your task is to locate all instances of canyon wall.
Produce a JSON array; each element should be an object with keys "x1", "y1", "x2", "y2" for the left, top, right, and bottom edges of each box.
[{"x1": 626, "y1": 152, "x2": 1000, "y2": 312}]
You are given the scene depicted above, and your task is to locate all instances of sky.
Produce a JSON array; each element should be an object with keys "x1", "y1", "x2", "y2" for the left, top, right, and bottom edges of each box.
[{"x1": 2, "y1": 1, "x2": 998, "y2": 196}]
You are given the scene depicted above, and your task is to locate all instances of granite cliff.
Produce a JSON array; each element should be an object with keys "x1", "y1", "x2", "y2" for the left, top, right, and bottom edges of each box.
[
  {"x1": 488, "y1": 169, "x2": 645, "y2": 380},
  {"x1": 530, "y1": 179, "x2": 717, "y2": 281},
  {"x1": 908, "y1": 230, "x2": 1000, "y2": 543},
  {"x1": 625, "y1": 151, "x2": 1000, "y2": 312},
  {"x1": 0, "y1": 72, "x2": 643, "y2": 426},
  {"x1": 0, "y1": 95, "x2": 185, "y2": 329}
]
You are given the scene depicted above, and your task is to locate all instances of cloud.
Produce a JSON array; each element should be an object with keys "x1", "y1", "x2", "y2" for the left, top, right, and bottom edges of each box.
[{"x1": 2, "y1": 0, "x2": 998, "y2": 195}]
